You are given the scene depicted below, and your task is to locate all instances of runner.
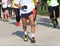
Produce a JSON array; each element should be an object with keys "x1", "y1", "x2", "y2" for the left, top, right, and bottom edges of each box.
[
  {"x1": 2, "y1": 0, "x2": 9, "y2": 22},
  {"x1": 47, "y1": 0, "x2": 52, "y2": 23},
  {"x1": 7, "y1": 0, "x2": 12, "y2": 17},
  {"x1": 12, "y1": 0, "x2": 20, "y2": 26},
  {"x1": 47, "y1": 0, "x2": 59, "y2": 28},
  {"x1": 15, "y1": 0, "x2": 36, "y2": 43}
]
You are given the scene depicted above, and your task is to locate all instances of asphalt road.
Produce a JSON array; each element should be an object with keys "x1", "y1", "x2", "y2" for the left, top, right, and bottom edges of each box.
[{"x1": 0, "y1": 15, "x2": 60, "y2": 46}]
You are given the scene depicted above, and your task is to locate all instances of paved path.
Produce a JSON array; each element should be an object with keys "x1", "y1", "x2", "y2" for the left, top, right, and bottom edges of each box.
[{"x1": 0, "y1": 15, "x2": 60, "y2": 46}]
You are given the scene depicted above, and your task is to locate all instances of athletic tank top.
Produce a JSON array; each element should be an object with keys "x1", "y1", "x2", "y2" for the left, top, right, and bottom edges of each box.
[{"x1": 15, "y1": 0, "x2": 35, "y2": 14}]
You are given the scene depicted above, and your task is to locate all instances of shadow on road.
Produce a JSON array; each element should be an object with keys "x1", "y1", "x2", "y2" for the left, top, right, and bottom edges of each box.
[
  {"x1": 36, "y1": 18, "x2": 60, "y2": 29},
  {"x1": 9, "y1": 21, "x2": 30, "y2": 26},
  {"x1": 56, "y1": 26, "x2": 60, "y2": 29},
  {"x1": 12, "y1": 31, "x2": 24, "y2": 38},
  {"x1": 9, "y1": 22, "x2": 16, "y2": 25},
  {"x1": 12, "y1": 31, "x2": 31, "y2": 40},
  {"x1": 36, "y1": 18, "x2": 52, "y2": 27}
]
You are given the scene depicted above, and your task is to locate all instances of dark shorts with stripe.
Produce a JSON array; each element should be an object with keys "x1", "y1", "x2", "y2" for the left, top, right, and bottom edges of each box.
[{"x1": 21, "y1": 11, "x2": 33, "y2": 18}]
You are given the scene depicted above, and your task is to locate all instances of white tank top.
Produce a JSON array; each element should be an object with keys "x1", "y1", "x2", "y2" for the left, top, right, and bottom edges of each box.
[{"x1": 15, "y1": 0, "x2": 35, "y2": 14}]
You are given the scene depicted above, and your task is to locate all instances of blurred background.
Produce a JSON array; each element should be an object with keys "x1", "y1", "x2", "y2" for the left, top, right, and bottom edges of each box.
[
  {"x1": 4, "y1": 0, "x2": 60, "y2": 16},
  {"x1": 37, "y1": 0, "x2": 60, "y2": 16}
]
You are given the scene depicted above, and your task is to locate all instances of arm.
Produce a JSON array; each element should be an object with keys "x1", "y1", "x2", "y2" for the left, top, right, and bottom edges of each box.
[
  {"x1": 15, "y1": 4, "x2": 27, "y2": 9},
  {"x1": 47, "y1": 0, "x2": 50, "y2": 4},
  {"x1": 0, "y1": 2, "x2": 2, "y2": 5},
  {"x1": 33, "y1": 0, "x2": 37, "y2": 5},
  {"x1": 57, "y1": 0, "x2": 60, "y2": 6},
  {"x1": 14, "y1": 0, "x2": 27, "y2": 9},
  {"x1": 33, "y1": 0, "x2": 38, "y2": 5},
  {"x1": 0, "y1": 2, "x2": 5, "y2": 5},
  {"x1": 15, "y1": 4, "x2": 22, "y2": 8},
  {"x1": 14, "y1": 0, "x2": 22, "y2": 8}
]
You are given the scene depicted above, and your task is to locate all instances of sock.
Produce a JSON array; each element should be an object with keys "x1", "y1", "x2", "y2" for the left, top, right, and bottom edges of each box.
[
  {"x1": 32, "y1": 34, "x2": 35, "y2": 38},
  {"x1": 24, "y1": 31, "x2": 27, "y2": 35}
]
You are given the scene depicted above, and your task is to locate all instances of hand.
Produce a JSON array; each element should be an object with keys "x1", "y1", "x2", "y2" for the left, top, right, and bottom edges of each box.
[
  {"x1": 2, "y1": 2, "x2": 5, "y2": 4},
  {"x1": 22, "y1": 5, "x2": 27, "y2": 9}
]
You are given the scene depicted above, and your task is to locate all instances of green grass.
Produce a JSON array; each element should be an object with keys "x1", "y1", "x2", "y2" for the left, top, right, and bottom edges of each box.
[
  {"x1": 37, "y1": 6, "x2": 60, "y2": 16},
  {"x1": 37, "y1": 6, "x2": 48, "y2": 16}
]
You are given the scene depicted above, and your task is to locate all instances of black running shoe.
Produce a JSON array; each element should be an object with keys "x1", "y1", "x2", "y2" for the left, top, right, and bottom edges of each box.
[
  {"x1": 55, "y1": 19, "x2": 59, "y2": 26},
  {"x1": 53, "y1": 23, "x2": 56, "y2": 28},
  {"x1": 53, "y1": 21, "x2": 56, "y2": 28},
  {"x1": 31, "y1": 37, "x2": 36, "y2": 43}
]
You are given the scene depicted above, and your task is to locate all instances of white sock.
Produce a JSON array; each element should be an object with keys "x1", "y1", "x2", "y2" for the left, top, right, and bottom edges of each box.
[
  {"x1": 24, "y1": 31, "x2": 27, "y2": 35},
  {"x1": 32, "y1": 34, "x2": 35, "y2": 38}
]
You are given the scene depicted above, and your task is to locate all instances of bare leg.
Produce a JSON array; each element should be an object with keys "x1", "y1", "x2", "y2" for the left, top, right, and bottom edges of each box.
[
  {"x1": 22, "y1": 17, "x2": 28, "y2": 41},
  {"x1": 28, "y1": 13, "x2": 35, "y2": 43},
  {"x1": 28, "y1": 14, "x2": 35, "y2": 34},
  {"x1": 22, "y1": 17, "x2": 27, "y2": 32}
]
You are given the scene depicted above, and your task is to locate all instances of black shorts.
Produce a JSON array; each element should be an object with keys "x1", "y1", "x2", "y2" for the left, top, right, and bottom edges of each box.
[
  {"x1": 2, "y1": 8, "x2": 8, "y2": 12},
  {"x1": 21, "y1": 11, "x2": 33, "y2": 18},
  {"x1": 12, "y1": 8, "x2": 18, "y2": 12},
  {"x1": 50, "y1": 6, "x2": 59, "y2": 18}
]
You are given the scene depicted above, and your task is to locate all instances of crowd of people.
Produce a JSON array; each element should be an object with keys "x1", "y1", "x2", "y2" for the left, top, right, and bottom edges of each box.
[{"x1": 0, "y1": 0, "x2": 60, "y2": 43}]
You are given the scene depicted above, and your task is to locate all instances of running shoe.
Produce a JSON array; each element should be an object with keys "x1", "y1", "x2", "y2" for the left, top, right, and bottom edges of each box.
[
  {"x1": 55, "y1": 19, "x2": 59, "y2": 26},
  {"x1": 53, "y1": 21, "x2": 56, "y2": 28},
  {"x1": 2, "y1": 19, "x2": 6, "y2": 22},
  {"x1": 31, "y1": 37, "x2": 36, "y2": 43},
  {"x1": 5, "y1": 19, "x2": 9, "y2": 22},
  {"x1": 23, "y1": 35, "x2": 28, "y2": 41},
  {"x1": 16, "y1": 22, "x2": 20, "y2": 26}
]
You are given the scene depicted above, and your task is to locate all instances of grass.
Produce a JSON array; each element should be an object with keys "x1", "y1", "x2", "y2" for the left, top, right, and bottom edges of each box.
[{"x1": 37, "y1": 6, "x2": 60, "y2": 16}]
